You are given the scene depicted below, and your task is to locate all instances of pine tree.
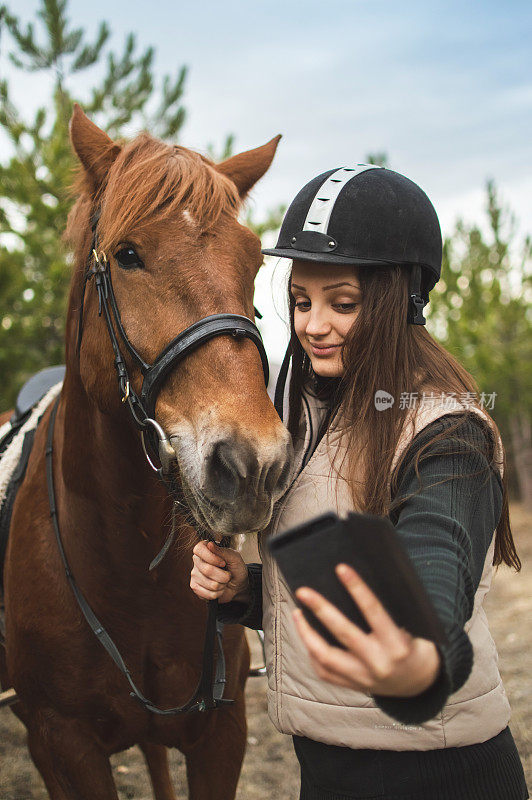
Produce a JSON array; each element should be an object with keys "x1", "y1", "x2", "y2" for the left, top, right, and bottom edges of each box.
[
  {"x1": 428, "y1": 181, "x2": 532, "y2": 507},
  {"x1": 0, "y1": 1, "x2": 286, "y2": 409},
  {"x1": 0, "y1": 0, "x2": 187, "y2": 407}
]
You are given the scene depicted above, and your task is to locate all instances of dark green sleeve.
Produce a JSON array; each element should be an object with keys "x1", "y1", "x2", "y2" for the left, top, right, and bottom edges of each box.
[
  {"x1": 372, "y1": 414, "x2": 504, "y2": 724},
  {"x1": 216, "y1": 563, "x2": 263, "y2": 630}
]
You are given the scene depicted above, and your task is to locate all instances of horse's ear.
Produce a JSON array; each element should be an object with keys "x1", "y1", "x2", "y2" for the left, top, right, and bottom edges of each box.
[
  {"x1": 69, "y1": 103, "x2": 121, "y2": 190},
  {"x1": 216, "y1": 135, "x2": 282, "y2": 199}
]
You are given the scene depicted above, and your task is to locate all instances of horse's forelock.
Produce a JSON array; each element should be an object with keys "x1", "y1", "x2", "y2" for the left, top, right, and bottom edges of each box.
[{"x1": 97, "y1": 135, "x2": 240, "y2": 252}]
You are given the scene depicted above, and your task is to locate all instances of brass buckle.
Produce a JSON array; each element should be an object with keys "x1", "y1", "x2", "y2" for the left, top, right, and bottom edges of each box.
[{"x1": 121, "y1": 380, "x2": 130, "y2": 403}]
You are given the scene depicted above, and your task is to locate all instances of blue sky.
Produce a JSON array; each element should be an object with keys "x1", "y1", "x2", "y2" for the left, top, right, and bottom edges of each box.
[{"x1": 2, "y1": 0, "x2": 531, "y2": 359}]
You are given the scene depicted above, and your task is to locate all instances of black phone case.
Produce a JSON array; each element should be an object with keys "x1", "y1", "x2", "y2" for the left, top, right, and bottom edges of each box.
[{"x1": 266, "y1": 512, "x2": 448, "y2": 648}]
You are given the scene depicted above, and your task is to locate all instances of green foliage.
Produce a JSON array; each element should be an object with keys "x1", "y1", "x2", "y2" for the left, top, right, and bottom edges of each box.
[
  {"x1": 0, "y1": 0, "x2": 188, "y2": 408},
  {"x1": 206, "y1": 133, "x2": 236, "y2": 163},
  {"x1": 427, "y1": 181, "x2": 532, "y2": 496},
  {"x1": 428, "y1": 181, "x2": 532, "y2": 420},
  {"x1": 245, "y1": 203, "x2": 286, "y2": 240},
  {"x1": 0, "y1": 0, "x2": 289, "y2": 410},
  {"x1": 366, "y1": 152, "x2": 388, "y2": 167}
]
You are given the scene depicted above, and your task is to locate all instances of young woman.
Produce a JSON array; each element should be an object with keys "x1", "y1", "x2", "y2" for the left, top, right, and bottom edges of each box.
[{"x1": 190, "y1": 165, "x2": 529, "y2": 800}]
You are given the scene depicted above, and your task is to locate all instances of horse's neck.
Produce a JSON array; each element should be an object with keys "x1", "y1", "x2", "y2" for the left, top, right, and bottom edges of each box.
[{"x1": 54, "y1": 370, "x2": 176, "y2": 579}]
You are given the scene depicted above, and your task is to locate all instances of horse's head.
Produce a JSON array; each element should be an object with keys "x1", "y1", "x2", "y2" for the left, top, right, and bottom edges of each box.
[{"x1": 65, "y1": 105, "x2": 292, "y2": 535}]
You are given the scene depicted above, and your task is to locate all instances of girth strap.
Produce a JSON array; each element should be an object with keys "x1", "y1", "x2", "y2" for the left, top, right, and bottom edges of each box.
[{"x1": 45, "y1": 396, "x2": 232, "y2": 714}]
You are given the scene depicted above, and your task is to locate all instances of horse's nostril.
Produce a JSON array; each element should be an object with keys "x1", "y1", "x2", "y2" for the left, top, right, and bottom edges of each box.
[
  {"x1": 206, "y1": 439, "x2": 259, "y2": 503},
  {"x1": 263, "y1": 438, "x2": 293, "y2": 495},
  {"x1": 264, "y1": 455, "x2": 291, "y2": 494},
  {"x1": 279, "y1": 444, "x2": 294, "y2": 487},
  {"x1": 209, "y1": 440, "x2": 242, "y2": 502}
]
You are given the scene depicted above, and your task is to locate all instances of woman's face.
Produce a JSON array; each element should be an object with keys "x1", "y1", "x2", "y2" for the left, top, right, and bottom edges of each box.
[{"x1": 291, "y1": 260, "x2": 361, "y2": 378}]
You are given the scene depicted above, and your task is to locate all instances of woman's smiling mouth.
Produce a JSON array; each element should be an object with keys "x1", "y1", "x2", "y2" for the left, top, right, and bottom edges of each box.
[{"x1": 308, "y1": 342, "x2": 342, "y2": 357}]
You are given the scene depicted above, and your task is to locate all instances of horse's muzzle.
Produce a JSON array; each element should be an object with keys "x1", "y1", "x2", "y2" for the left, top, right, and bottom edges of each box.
[{"x1": 171, "y1": 427, "x2": 293, "y2": 534}]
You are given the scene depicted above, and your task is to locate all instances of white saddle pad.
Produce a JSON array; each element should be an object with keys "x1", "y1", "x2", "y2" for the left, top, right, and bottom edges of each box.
[{"x1": 0, "y1": 382, "x2": 63, "y2": 508}]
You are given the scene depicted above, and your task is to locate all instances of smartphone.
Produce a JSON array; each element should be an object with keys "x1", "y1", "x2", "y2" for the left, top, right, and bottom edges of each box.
[{"x1": 266, "y1": 512, "x2": 447, "y2": 648}]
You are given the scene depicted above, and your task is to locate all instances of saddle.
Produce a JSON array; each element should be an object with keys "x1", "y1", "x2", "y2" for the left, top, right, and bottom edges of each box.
[{"x1": 0, "y1": 366, "x2": 65, "y2": 593}]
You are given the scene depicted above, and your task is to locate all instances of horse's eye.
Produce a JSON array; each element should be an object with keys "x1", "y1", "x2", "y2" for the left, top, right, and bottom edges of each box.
[{"x1": 114, "y1": 247, "x2": 144, "y2": 270}]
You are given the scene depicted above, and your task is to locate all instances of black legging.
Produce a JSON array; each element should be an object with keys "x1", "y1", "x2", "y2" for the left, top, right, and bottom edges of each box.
[{"x1": 293, "y1": 726, "x2": 529, "y2": 800}]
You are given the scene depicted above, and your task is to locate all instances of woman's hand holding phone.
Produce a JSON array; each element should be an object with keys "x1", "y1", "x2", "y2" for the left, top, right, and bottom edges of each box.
[
  {"x1": 190, "y1": 541, "x2": 250, "y2": 604},
  {"x1": 293, "y1": 563, "x2": 442, "y2": 698}
]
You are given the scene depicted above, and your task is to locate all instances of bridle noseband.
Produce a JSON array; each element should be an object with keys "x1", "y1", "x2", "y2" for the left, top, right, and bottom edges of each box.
[{"x1": 45, "y1": 209, "x2": 270, "y2": 715}]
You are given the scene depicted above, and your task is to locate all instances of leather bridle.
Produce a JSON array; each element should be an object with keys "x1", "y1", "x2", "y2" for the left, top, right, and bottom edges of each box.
[
  {"x1": 77, "y1": 211, "x2": 269, "y2": 481},
  {"x1": 45, "y1": 210, "x2": 269, "y2": 715}
]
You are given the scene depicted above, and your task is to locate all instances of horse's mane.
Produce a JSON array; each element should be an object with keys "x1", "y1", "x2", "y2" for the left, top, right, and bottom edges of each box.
[{"x1": 69, "y1": 133, "x2": 240, "y2": 253}]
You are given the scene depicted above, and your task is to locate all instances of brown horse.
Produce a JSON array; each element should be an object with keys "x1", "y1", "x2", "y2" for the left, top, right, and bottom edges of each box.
[{"x1": 0, "y1": 104, "x2": 291, "y2": 799}]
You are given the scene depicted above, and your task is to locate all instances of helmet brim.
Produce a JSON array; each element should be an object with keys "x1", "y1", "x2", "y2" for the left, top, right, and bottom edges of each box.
[
  {"x1": 261, "y1": 247, "x2": 393, "y2": 268},
  {"x1": 262, "y1": 248, "x2": 439, "y2": 295}
]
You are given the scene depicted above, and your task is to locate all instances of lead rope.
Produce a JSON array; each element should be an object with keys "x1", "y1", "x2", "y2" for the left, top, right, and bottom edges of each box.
[{"x1": 45, "y1": 397, "x2": 232, "y2": 714}]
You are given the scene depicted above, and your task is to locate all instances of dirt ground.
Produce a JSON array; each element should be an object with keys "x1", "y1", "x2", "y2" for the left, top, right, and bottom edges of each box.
[{"x1": 1, "y1": 505, "x2": 530, "y2": 799}]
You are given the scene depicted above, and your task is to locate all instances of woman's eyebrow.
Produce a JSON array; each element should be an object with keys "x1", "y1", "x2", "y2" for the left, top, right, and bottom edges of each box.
[
  {"x1": 290, "y1": 281, "x2": 361, "y2": 292},
  {"x1": 291, "y1": 282, "x2": 361, "y2": 291},
  {"x1": 323, "y1": 282, "x2": 360, "y2": 291}
]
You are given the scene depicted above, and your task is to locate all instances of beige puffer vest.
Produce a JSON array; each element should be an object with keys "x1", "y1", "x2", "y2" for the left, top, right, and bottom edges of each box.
[{"x1": 259, "y1": 389, "x2": 511, "y2": 750}]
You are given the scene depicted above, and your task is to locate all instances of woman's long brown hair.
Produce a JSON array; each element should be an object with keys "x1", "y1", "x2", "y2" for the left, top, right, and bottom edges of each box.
[{"x1": 286, "y1": 263, "x2": 520, "y2": 571}]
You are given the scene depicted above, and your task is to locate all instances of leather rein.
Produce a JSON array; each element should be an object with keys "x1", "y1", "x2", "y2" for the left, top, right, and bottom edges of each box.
[{"x1": 45, "y1": 211, "x2": 269, "y2": 715}]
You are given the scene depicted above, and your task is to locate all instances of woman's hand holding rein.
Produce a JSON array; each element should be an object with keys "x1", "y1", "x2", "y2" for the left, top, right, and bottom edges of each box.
[
  {"x1": 190, "y1": 540, "x2": 251, "y2": 604},
  {"x1": 293, "y1": 563, "x2": 442, "y2": 698}
]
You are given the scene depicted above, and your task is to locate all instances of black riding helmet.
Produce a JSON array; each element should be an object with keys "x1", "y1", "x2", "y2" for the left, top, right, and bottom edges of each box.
[{"x1": 262, "y1": 164, "x2": 442, "y2": 326}]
